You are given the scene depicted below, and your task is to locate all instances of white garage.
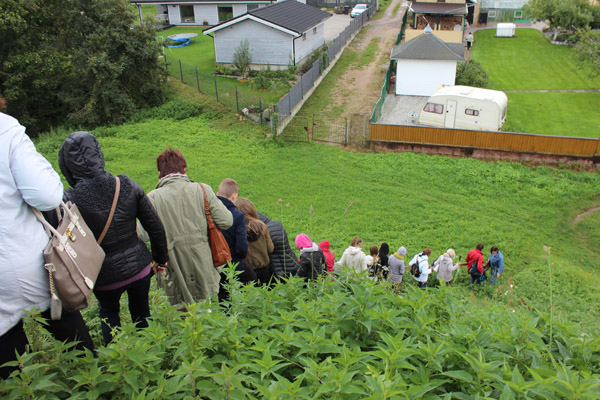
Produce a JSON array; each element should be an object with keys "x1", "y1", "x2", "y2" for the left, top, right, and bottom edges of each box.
[{"x1": 390, "y1": 26, "x2": 464, "y2": 96}]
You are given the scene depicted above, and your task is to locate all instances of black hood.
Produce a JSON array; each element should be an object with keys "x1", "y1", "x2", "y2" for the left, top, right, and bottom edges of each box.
[{"x1": 59, "y1": 131, "x2": 106, "y2": 187}]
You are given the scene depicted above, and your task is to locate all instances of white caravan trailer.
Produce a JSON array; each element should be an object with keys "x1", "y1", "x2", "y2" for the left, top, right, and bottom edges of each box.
[{"x1": 418, "y1": 86, "x2": 508, "y2": 131}]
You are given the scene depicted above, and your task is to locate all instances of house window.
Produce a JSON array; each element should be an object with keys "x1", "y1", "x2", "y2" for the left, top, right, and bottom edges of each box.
[
  {"x1": 313, "y1": 27, "x2": 317, "y2": 34},
  {"x1": 423, "y1": 103, "x2": 443, "y2": 114},
  {"x1": 437, "y1": 0, "x2": 445, "y2": 2},
  {"x1": 465, "y1": 109, "x2": 480, "y2": 116},
  {"x1": 247, "y1": 4, "x2": 258, "y2": 11},
  {"x1": 302, "y1": 33, "x2": 307, "y2": 40},
  {"x1": 218, "y1": 6, "x2": 233, "y2": 22},
  {"x1": 180, "y1": 5, "x2": 195, "y2": 23}
]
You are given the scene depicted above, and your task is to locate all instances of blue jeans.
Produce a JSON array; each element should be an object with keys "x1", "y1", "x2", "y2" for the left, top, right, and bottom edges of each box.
[
  {"x1": 94, "y1": 272, "x2": 152, "y2": 345},
  {"x1": 490, "y1": 266, "x2": 499, "y2": 285}
]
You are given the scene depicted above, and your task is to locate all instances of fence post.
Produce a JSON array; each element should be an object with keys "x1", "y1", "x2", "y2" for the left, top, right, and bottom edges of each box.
[
  {"x1": 345, "y1": 119, "x2": 349, "y2": 146},
  {"x1": 235, "y1": 87, "x2": 239, "y2": 114},
  {"x1": 214, "y1": 74, "x2": 219, "y2": 102},
  {"x1": 259, "y1": 97, "x2": 263, "y2": 124},
  {"x1": 300, "y1": 76, "x2": 304, "y2": 96},
  {"x1": 195, "y1": 67, "x2": 200, "y2": 92},
  {"x1": 179, "y1": 59, "x2": 184, "y2": 83},
  {"x1": 164, "y1": 55, "x2": 168, "y2": 68}
]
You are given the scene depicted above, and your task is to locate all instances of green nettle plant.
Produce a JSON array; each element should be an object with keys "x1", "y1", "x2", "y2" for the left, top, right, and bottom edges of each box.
[
  {"x1": 1, "y1": 267, "x2": 598, "y2": 398},
  {"x1": 232, "y1": 39, "x2": 252, "y2": 79}
]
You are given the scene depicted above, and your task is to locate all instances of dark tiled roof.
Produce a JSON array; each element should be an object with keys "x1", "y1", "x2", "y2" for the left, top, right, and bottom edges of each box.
[
  {"x1": 391, "y1": 32, "x2": 464, "y2": 61},
  {"x1": 249, "y1": 0, "x2": 332, "y2": 33},
  {"x1": 410, "y1": 2, "x2": 468, "y2": 15}
]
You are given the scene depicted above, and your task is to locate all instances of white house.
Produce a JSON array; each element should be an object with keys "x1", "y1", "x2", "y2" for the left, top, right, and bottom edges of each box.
[
  {"x1": 390, "y1": 25, "x2": 464, "y2": 96},
  {"x1": 203, "y1": 0, "x2": 331, "y2": 68},
  {"x1": 130, "y1": 0, "x2": 282, "y2": 26}
]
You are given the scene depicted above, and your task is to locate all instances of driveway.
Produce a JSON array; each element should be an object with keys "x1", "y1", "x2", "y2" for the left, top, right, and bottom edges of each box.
[
  {"x1": 379, "y1": 94, "x2": 428, "y2": 125},
  {"x1": 324, "y1": 14, "x2": 352, "y2": 42}
]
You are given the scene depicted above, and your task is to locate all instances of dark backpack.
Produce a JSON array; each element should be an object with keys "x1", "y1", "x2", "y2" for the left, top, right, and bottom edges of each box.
[
  {"x1": 468, "y1": 255, "x2": 482, "y2": 277},
  {"x1": 411, "y1": 254, "x2": 422, "y2": 278}
]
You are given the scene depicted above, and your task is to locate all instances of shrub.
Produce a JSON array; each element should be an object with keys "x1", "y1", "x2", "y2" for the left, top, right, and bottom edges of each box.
[
  {"x1": 232, "y1": 39, "x2": 252, "y2": 79},
  {"x1": 214, "y1": 64, "x2": 233, "y2": 76},
  {"x1": 250, "y1": 70, "x2": 271, "y2": 90},
  {"x1": 456, "y1": 60, "x2": 488, "y2": 88}
]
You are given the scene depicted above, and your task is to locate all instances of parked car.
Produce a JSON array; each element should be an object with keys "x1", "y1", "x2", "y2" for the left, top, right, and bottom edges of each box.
[{"x1": 350, "y1": 4, "x2": 368, "y2": 18}]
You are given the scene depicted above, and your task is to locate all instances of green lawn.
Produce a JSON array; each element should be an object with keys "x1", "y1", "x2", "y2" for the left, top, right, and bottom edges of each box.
[
  {"x1": 504, "y1": 92, "x2": 600, "y2": 136},
  {"x1": 472, "y1": 29, "x2": 600, "y2": 90},
  {"x1": 472, "y1": 28, "x2": 600, "y2": 137}
]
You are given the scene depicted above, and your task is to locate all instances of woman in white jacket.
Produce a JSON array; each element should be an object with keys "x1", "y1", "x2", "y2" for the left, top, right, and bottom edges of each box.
[
  {"x1": 409, "y1": 248, "x2": 432, "y2": 289},
  {"x1": 335, "y1": 237, "x2": 368, "y2": 273},
  {"x1": 0, "y1": 109, "x2": 94, "y2": 379}
]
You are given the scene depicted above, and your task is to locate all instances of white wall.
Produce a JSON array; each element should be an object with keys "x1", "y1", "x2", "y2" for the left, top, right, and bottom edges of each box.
[
  {"x1": 167, "y1": 5, "x2": 181, "y2": 24},
  {"x1": 214, "y1": 19, "x2": 293, "y2": 65},
  {"x1": 395, "y1": 59, "x2": 457, "y2": 96},
  {"x1": 233, "y1": 4, "x2": 247, "y2": 17},
  {"x1": 294, "y1": 23, "x2": 325, "y2": 64},
  {"x1": 194, "y1": 5, "x2": 218, "y2": 25}
]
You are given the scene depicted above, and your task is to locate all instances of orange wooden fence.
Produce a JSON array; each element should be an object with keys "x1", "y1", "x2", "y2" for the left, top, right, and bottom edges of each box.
[{"x1": 369, "y1": 124, "x2": 600, "y2": 157}]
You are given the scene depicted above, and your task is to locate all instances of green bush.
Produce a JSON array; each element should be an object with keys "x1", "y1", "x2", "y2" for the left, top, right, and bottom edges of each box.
[
  {"x1": 250, "y1": 70, "x2": 272, "y2": 90},
  {"x1": 456, "y1": 60, "x2": 488, "y2": 88},
  {"x1": 131, "y1": 98, "x2": 204, "y2": 121},
  {"x1": 2, "y1": 269, "x2": 598, "y2": 398}
]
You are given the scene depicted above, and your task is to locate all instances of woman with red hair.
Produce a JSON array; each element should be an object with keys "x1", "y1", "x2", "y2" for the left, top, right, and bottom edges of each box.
[{"x1": 139, "y1": 148, "x2": 233, "y2": 306}]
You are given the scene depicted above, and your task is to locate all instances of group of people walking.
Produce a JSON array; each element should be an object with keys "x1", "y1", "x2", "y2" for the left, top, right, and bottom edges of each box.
[{"x1": 0, "y1": 108, "x2": 505, "y2": 380}]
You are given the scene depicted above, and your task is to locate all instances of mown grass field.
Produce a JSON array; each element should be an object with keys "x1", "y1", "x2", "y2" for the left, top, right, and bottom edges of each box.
[
  {"x1": 472, "y1": 29, "x2": 600, "y2": 137},
  {"x1": 4, "y1": 85, "x2": 599, "y2": 397}
]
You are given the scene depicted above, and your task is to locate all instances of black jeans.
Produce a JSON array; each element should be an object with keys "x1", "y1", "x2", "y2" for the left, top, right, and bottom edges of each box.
[
  {"x1": 0, "y1": 308, "x2": 94, "y2": 380},
  {"x1": 254, "y1": 267, "x2": 271, "y2": 286},
  {"x1": 94, "y1": 273, "x2": 152, "y2": 345}
]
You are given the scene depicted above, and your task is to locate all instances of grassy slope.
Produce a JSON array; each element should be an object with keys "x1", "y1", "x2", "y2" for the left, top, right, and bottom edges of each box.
[
  {"x1": 36, "y1": 83, "x2": 600, "y2": 331},
  {"x1": 472, "y1": 29, "x2": 600, "y2": 137}
]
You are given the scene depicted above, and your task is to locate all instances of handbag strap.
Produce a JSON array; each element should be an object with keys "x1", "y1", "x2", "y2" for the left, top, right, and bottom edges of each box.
[
  {"x1": 97, "y1": 177, "x2": 120, "y2": 245},
  {"x1": 199, "y1": 183, "x2": 217, "y2": 229}
]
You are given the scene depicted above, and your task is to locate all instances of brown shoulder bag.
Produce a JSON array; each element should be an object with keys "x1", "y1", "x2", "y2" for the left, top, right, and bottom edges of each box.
[{"x1": 200, "y1": 183, "x2": 232, "y2": 268}]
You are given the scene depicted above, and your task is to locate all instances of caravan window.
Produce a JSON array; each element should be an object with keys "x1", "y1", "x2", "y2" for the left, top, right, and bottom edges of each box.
[
  {"x1": 423, "y1": 102, "x2": 443, "y2": 114},
  {"x1": 465, "y1": 108, "x2": 480, "y2": 116}
]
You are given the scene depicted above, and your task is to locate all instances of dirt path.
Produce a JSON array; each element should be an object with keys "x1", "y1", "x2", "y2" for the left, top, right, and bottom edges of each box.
[
  {"x1": 571, "y1": 205, "x2": 600, "y2": 227},
  {"x1": 324, "y1": 0, "x2": 407, "y2": 116}
]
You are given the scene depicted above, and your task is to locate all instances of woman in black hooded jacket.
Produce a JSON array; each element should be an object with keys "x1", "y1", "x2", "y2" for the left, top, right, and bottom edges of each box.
[{"x1": 59, "y1": 131, "x2": 168, "y2": 345}]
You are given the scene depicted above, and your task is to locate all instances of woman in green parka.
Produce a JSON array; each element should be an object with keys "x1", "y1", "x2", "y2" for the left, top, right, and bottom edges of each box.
[{"x1": 138, "y1": 148, "x2": 233, "y2": 305}]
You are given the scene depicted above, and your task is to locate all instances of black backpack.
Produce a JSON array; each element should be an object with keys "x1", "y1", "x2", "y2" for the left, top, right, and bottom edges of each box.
[
  {"x1": 411, "y1": 254, "x2": 422, "y2": 278},
  {"x1": 468, "y1": 255, "x2": 482, "y2": 277}
]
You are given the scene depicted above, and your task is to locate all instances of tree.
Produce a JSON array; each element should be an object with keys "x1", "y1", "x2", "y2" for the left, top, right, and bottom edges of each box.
[
  {"x1": 232, "y1": 39, "x2": 252, "y2": 79},
  {"x1": 0, "y1": 0, "x2": 167, "y2": 136},
  {"x1": 573, "y1": 28, "x2": 600, "y2": 77},
  {"x1": 524, "y1": 0, "x2": 594, "y2": 41},
  {"x1": 455, "y1": 60, "x2": 488, "y2": 88}
]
